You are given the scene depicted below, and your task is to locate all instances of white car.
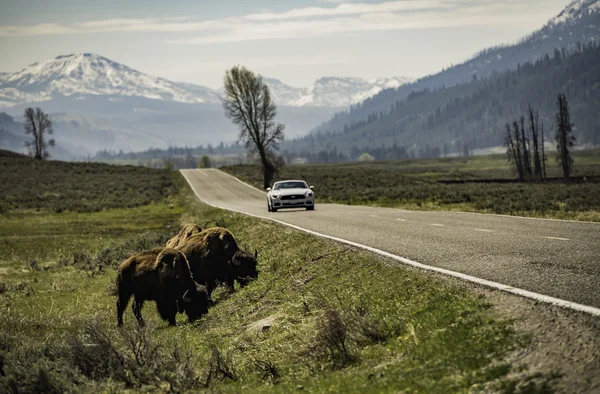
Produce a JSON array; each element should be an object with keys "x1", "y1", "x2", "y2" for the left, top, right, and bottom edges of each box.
[{"x1": 266, "y1": 180, "x2": 315, "y2": 212}]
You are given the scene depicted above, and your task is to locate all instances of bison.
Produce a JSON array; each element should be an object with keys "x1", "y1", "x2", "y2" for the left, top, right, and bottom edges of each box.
[
  {"x1": 166, "y1": 223, "x2": 203, "y2": 249},
  {"x1": 116, "y1": 247, "x2": 208, "y2": 327},
  {"x1": 176, "y1": 227, "x2": 258, "y2": 298}
]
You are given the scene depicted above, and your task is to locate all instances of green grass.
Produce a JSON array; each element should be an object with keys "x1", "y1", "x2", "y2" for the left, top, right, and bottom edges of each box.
[
  {"x1": 0, "y1": 203, "x2": 184, "y2": 270},
  {"x1": 222, "y1": 149, "x2": 600, "y2": 221},
  {"x1": 0, "y1": 161, "x2": 554, "y2": 392},
  {"x1": 0, "y1": 156, "x2": 177, "y2": 213}
]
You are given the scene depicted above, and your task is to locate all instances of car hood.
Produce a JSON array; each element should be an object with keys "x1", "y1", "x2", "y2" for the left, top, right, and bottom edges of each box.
[{"x1": 272, "y1": 188, "x2": 309, "y2": 196}]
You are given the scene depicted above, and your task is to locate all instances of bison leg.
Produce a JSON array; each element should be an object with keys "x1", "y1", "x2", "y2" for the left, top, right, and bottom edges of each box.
[
  {"x1": 206, "y1": 283, "x2": 216, "y2": 298},
  {"x1": 226, "y1": 277, "x2": 235, "y2": 293},
  {"x1": 132, "y1": 299, "x2": 145, "y2": 327},
  {"x1": 116, "y1": 289, "x2": 132, "y2": 327},
  {"x1": 156, "y1": 299, "x2": 177, "y2": 326}
]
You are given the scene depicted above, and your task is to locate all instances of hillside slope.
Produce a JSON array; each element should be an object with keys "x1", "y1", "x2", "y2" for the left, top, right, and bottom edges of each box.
[
  {"x1": 313, "y1": 0, "x2": 600, "y2": 135},
  {"x1": 287, "y1": 43, "x2": 600, "y2": 157}
]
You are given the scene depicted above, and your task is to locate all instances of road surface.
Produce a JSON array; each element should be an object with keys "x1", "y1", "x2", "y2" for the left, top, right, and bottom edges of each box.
[{"x1": 181, "y1": 169, "x2": 600, "y2": 311}]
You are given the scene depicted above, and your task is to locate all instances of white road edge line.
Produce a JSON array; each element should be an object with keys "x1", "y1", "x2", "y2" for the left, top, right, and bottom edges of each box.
[
  {"x1": 544, "y1": 236, "x2": 570, "y2": 241},
  {"x1": 431, "y1": 223, "x2": 445, "y2": 227},
  {"x1": 474, "y1": 229, "x2": 494, "y2": 233},
  {"x1": 180, "y1": 170, "x2": 600, "y2": 318}
]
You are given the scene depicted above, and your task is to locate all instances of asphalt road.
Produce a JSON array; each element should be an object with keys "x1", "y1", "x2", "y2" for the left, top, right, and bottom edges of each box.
[{"x1": 181, "y1": 169, "x2": 600, "y2": 309}]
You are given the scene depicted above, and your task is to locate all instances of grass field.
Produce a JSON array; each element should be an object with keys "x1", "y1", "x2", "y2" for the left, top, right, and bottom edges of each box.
[
  {"x1": 222, "y1": 149, "x2": 600, "y2": 221},
  {"x1": 0, "y1": 157, "x2": 177, "y2": 213},
  {"x1": 0, "y1": 156, "x2": 560, "y2": 392}
]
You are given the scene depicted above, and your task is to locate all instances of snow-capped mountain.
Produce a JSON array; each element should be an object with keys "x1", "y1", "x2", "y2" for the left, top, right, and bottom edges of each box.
[
  {"x1": 0, "y1": 54, "x2": 412, "y2": 109},
  {"x1": 263, "y1": 76, "x2": 413, "y2": 107},
  {"x1": 298, "y1": 77, "x2": 413, "y2": 107},
  {"x1": 0, "y1": 54, "x2": 220, "y2": 107}
]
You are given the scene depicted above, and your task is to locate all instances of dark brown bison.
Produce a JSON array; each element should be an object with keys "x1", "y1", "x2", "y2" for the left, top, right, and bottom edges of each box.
[
  {"x1": 116, "y1": 247, "x2": 208, "y2": 327},
  {"x1": 176, "y1": 227, "x2": 258, "y2": 298},
  {"x1": 166, "y1": 223, "x2": 203, "y2": 249}
]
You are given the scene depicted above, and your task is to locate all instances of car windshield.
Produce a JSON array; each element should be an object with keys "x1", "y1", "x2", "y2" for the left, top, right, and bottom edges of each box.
[{"x1": 273, "y1": 181, "x2": 308, "y2": 190}]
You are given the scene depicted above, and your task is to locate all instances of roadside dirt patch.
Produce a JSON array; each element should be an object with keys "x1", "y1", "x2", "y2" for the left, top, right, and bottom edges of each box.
[{"x1": 484, "y1": 289, "x2": 600, "y2": 392}]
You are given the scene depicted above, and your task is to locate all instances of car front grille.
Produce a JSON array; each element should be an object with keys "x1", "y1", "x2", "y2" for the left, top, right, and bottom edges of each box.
[{"x1": 280, "y1": 195, "x2": 305, "y2": 200}]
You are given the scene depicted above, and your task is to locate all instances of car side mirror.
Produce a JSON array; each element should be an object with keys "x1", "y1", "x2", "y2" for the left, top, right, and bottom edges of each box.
[
  {"x1": 266, "y1": 187, "x2": 271, "y2": 192},
  {"x1": 309, "y1": 186, "x2": 314, "y2": 190}
]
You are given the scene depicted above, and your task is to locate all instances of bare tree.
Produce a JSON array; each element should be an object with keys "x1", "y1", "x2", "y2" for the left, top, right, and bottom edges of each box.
[
  {"x1": 554, "y1": 93, "x2": 576, "y2": 180},
  {"x1": 504, "y1": 123, "x2": 523, "y2": 180},
  {"x1": 222, "y1": 66, "x2": 285, "y2": 189},
  {"x1": 528, "y1": 105, "x2": 543, "y2": 179},
  {"x1": 24, "y1": 107, "x2": 55, "y2": 159},
  {"x1": 513, "y1": 120, "x2": 525, "y2": 180},
  {"x1": 519, "y1": 116, "x2": 532, "y2": 177},
  {"x1": 540, "y1": 120, "x2": 547, "y2": 179}
]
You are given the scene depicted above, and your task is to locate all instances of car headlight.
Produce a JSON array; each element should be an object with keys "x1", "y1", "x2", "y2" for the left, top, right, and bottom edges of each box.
[
  {"x1": 305, "y1": 191, "x2": 313, "y2": 197},
  {"x1": 272, "y1": 194, "x2": 280, "y2": 199}
]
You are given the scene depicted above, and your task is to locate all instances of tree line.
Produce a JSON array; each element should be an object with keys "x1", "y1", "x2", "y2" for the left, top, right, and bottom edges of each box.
[{"x1": 504, "y1": 93, "x2": 575, "y2": 180}]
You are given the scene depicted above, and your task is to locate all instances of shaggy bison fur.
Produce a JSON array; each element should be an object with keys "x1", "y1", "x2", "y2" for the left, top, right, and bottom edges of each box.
[
  {"x1": 176, "y1": 227, "x2": 258, "y2": 297},
  {"x1": 116, "y1": 247, "x2": 208, "y2": 327},
  {"x1": 166, "y1": 223, "x2": 203, "y2": 249}
]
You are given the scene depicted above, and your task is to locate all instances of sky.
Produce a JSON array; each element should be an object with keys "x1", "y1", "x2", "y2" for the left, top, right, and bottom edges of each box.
[{"x1": 0, "y1": 0, "x2": 573, "y2": 89}]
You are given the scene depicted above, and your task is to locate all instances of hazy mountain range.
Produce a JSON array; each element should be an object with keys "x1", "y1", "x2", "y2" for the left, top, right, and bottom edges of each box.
[{"x1": 0, "y1": 54, "x2": 412, "y2": 158}]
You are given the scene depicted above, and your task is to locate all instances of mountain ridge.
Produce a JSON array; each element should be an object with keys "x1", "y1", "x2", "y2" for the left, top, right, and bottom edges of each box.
[{"x1": 0, "y1": 54, "x2": 412, "y2": 109}]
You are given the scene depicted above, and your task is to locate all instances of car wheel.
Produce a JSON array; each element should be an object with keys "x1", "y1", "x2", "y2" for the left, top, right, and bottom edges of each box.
[
  {"x1": 267, "y1": 200, "x2": 272, "y2": 212},
  {"x1": 306, "y1": 206, "x2": 314, "y2": 211}
]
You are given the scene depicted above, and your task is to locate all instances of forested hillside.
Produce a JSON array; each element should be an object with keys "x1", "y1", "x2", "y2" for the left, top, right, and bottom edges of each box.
[
  {"x1": 309, "y1": 0, "x2": 600, "y2": 139},
  {"x1": 285, "y1": 43, "x2": 600, "y2": 160}
]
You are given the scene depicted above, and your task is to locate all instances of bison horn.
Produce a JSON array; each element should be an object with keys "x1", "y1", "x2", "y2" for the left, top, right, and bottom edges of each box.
[{"x1": 182, "y1": 290, "x2": 191, "y2": 303}]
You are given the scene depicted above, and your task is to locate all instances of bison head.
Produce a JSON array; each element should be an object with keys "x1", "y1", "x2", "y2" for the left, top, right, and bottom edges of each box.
[
  {"x1": 181, "y1": 283, "x2": 209, "y2": 322},
  {"x1": 230, "y1": 249, "x2": 259, "y2": 287}
]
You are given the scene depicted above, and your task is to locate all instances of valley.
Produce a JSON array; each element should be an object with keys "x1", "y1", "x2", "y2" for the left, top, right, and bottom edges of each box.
[{"x1": 2, "y1": 156, "x2": 599, "y2": 392}]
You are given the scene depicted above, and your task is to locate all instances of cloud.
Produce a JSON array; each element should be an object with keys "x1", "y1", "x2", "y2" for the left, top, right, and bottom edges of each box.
[
  {"x1": 0, "y1": 1, "x2": 562, "y2": 41},
  {"x1": 242, "y1": 1, "x2": 447, "y2": 21},
  {"x1": 0, "y1": 23, "x2": 73, "y2": 36}
]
